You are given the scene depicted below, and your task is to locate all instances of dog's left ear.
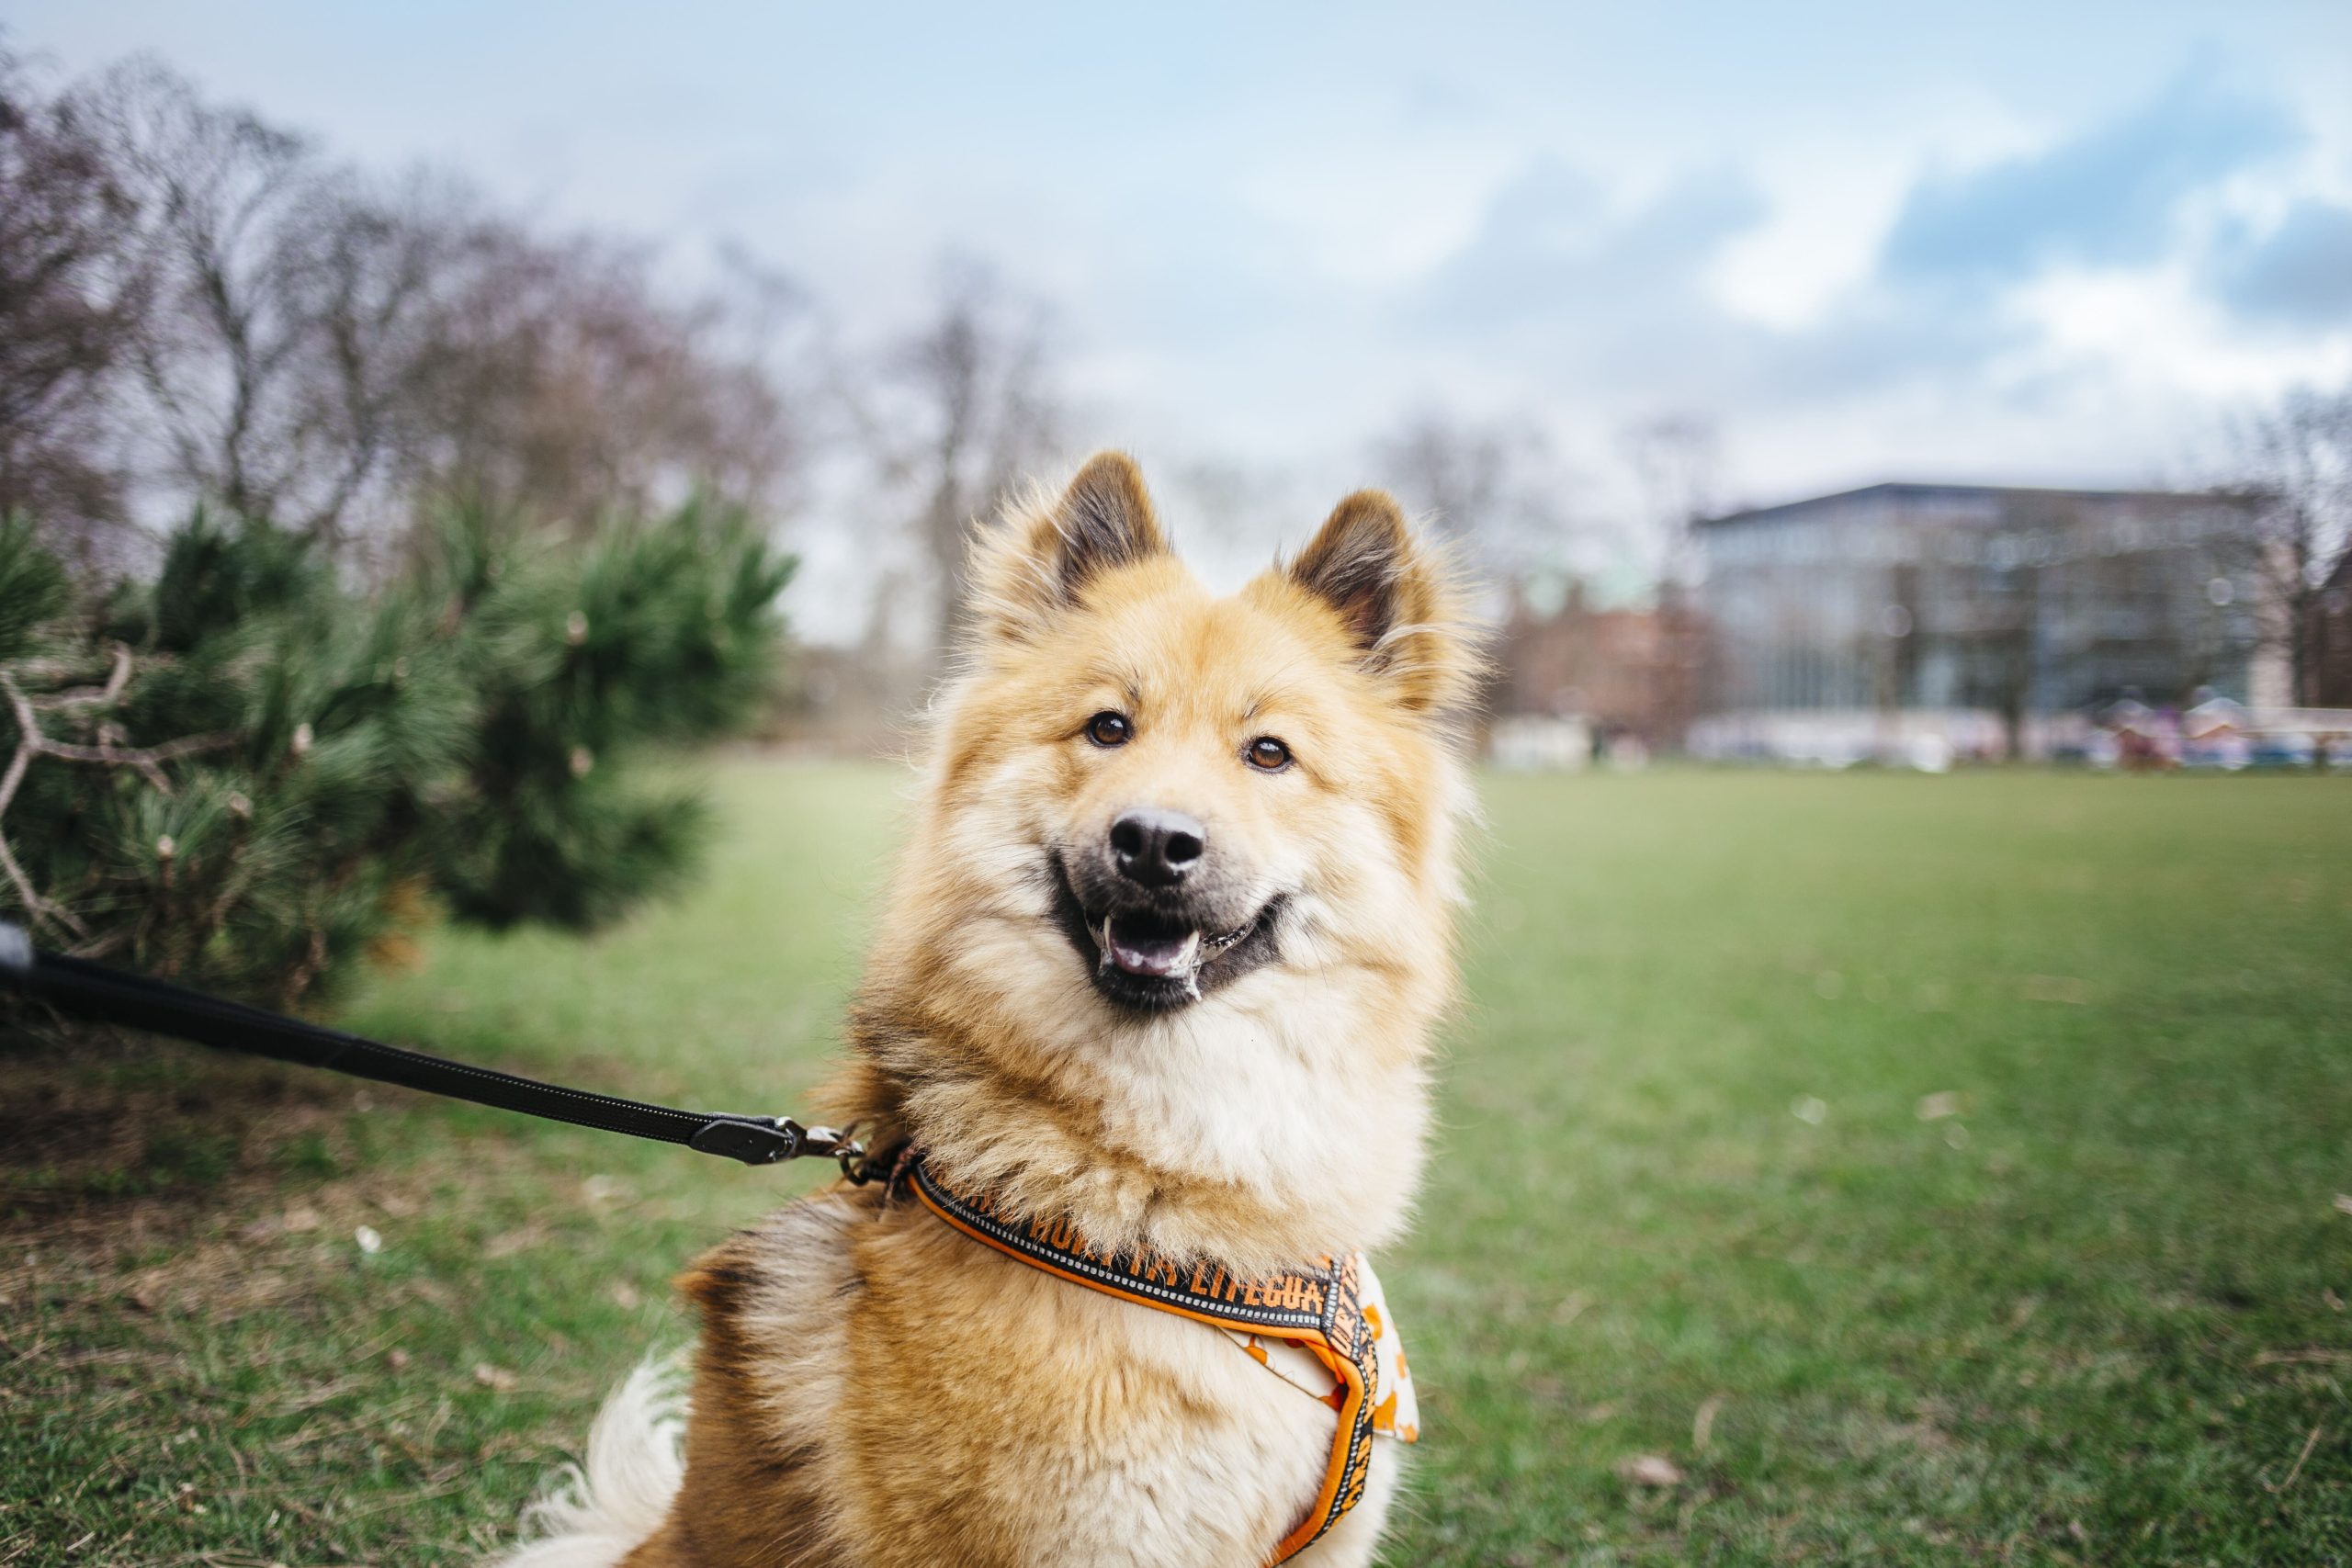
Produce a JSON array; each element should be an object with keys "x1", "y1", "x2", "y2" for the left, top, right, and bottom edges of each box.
[
  {"x1": 966, "y1": 451, "x2": 1170, "y2": 646},
  {"x1": 1286, "y1": 490, "x2": 1481, "y2": 716}
]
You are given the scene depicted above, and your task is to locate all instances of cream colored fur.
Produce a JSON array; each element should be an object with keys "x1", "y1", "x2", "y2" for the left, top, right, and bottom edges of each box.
[{"x1": 495, "y1": 1359, "x2": 686, "y2": 1568}]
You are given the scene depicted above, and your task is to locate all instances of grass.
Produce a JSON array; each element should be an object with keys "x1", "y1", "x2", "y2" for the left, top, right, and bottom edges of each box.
[{"x1": 5, "y1": 761, "x2": 2349, "y2": 1565}]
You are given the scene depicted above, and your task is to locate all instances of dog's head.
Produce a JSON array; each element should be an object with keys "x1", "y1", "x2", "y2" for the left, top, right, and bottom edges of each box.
[
  {"x1": 905, "y1": 451, "x2": 1479, "y2": 1027},
  {"x1": 852, "y1": 452, "x2": 1480, "y2": 1259}
]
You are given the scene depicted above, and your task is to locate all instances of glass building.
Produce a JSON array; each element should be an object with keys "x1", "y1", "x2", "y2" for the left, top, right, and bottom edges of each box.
[{"x1": 1693, "y1": 483, "x2": 2270, "y2": 761}]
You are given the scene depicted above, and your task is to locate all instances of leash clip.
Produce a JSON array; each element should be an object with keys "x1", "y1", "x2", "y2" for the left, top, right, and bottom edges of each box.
[
  {"x1": 684, "y1": 1115, "x2": 867, "y2": 1174},
  {"x1": 683, "y1": 1115, "x2": 868, "y2": 1174},
  {"x1": 808, "y1": 1123, "x2": 884, "y2": 1184},
  {"x1": 689, "y1": 1113, "x2": 859, "y2": 1168},
  {"x1": 804, "y1": 1122, "x2": 874, "y2": 1184}
]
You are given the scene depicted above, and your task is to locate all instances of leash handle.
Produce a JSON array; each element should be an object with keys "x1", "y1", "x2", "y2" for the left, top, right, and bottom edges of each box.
[{"x1": 0, "y1": 922, "x2": 858, "y2": 1171}]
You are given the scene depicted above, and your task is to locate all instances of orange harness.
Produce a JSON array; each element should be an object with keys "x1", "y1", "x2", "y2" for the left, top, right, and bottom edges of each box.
[{"x1": 910, "y1": 1156, "x2": 1417, "y2": 1564}]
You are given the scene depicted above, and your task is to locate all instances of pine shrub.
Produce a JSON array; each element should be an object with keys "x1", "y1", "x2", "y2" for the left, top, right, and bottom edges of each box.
[{"x1": 0, "y1": 503, "x2": 791, "y2": 1008}]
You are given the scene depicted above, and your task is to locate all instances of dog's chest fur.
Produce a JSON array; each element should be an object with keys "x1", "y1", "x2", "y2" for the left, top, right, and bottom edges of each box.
[{"x1": 626, "y1": 1187, "x2": 1396, "y2": 1568}]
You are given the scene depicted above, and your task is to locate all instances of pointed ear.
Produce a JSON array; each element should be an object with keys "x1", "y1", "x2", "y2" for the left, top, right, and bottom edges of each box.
[
  {"x1": 1286, "y1": 490, "x2": 1481, "y2": 715},
  {"x1": 966, "y1": 451, "x2": 1170, "y2": 644}
]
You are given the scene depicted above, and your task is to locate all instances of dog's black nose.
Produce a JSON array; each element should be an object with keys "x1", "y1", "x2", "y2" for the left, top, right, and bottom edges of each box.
[{"x1": 1109, "y1": 807, "x2": 1205, "y2": 886}]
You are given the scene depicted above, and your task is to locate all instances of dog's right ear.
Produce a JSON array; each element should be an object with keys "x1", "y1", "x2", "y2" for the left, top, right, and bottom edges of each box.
[{"x1": 965, "y1": 451, "x2": 1169, "y2": 645}]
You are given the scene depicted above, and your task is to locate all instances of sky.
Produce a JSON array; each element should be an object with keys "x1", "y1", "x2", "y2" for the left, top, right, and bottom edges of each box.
[{"x1": 12, "y1": 2, "x2": 2352, "y2": 631}]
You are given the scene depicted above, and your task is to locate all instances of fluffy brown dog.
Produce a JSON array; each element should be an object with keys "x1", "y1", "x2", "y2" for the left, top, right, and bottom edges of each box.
[{"x1": 493, "y1": 452, "x2": 1478, "y2": 1568}]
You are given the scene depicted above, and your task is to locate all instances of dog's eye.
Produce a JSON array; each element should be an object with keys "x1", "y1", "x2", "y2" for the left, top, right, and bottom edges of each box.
[
  {"x1": 1245, "y1": 737, "x2": 1292, "y2": 772},
  {"x1": 1085, "y1": 711, "x2": 1133, "y2": 748}
]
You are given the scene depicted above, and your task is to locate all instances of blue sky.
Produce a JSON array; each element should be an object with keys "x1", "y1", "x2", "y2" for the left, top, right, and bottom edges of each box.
[{"x1": 13, "y1": 2, "x2": 2352, "y2": 620}]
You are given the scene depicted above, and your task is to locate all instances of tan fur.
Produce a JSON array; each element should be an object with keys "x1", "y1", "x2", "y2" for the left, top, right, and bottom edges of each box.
[{"x1": 494, "y1": 453, "x2": 1479, "y2": 1568}]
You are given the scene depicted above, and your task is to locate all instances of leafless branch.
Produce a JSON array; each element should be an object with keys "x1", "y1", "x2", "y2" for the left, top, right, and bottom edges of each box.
[
  {"x1": 27, "y1": 641, "x2": 133, "y2": 710},
  {"x1": 0, "y1": 673, "x2": 89, "y2": 938}
]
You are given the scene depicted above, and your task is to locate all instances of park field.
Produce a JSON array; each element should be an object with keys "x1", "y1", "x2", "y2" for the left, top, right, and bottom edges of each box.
[{"x1": 4, "y1": 762, "x2": 2348, "y2": 1565}]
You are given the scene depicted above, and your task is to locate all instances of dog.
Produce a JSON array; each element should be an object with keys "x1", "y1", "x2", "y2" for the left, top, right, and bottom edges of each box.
[{"x1": 493, "y1": 452, "x2": 1479, "y2": 1568}]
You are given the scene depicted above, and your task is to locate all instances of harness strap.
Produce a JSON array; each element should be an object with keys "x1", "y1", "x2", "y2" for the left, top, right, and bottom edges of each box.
[
  {"x1": 910, "y1": 1156, "x2": 1380, "y2": 1563},
  {"x1": 0, "y1": 923, "x2": 852, "y2": 1169}
]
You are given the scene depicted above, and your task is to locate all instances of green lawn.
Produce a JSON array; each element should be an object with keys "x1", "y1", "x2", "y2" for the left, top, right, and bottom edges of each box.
[{"x1": 5, "y1": 762, "x2": 2348, "y2": 1565}]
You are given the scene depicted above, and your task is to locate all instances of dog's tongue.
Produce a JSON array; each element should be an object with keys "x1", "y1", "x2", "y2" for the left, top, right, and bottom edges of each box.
[{"x1": 1105, "y1": 919, "x2": 1201, "y2": 978}]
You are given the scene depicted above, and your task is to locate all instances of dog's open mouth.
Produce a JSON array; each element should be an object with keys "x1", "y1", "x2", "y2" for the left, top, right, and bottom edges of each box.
[
  {"x1": 1049, "y1": 861, "x2": 1281, "y2": 1011},
  {"x1": 1088, "y1": 908, "x2": 1257, "y2": 983}
]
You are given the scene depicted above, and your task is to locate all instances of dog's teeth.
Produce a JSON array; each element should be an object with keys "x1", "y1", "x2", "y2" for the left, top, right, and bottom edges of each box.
[{"x1": 1202, "y1": 923, "x2": 1240, "y2": 955}]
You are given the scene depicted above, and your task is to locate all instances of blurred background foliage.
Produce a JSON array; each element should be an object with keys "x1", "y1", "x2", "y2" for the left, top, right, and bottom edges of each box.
[
  {"x1": 0, "y1": 44, "x2": 801, "y2": 1004},
  {"x1": 0, "y1": 502, "x2": 790, "y2": 1007}
]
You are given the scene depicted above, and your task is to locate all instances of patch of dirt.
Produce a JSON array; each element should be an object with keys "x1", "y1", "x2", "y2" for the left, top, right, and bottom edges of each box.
[{"x1": 0, "y1": 1024, "x2": 546, "y2": 1313}]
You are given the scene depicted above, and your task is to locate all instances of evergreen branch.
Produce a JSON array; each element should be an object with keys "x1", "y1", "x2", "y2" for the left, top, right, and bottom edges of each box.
[{"x1": 0, "y1": 670, "x2": 228, "y2": 937}]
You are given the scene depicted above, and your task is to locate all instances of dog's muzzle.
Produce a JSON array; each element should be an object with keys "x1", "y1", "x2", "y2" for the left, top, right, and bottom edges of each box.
[{"x1": 1048, "y1": 852, "x2": 1282, "y2": 1011}]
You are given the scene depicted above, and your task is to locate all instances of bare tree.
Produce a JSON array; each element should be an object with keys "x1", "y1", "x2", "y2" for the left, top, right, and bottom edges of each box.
[
  {"x1": 1621, "y1": 412, "x2": 1723, "y2": 588},
  {"x1": 1374, "y1": 408, "x2": 1582, "y2": 583},
  {"x1": 72, "y1": 59, "x2": 354, "y2": 530},
  {"x1": 0, "y1": 53, "x2": 812, "y2": 556},
  {"x1": 0, "y1": 49, "x2": 149, "y2": 549},
  {"x1": 3, "y1": 51, "x2": 469, "y2": 546},
  {"x1": 2221, "y1": 383, "x2": 2352, "y2": 705},
  {"x1": 1940, "y1": 502, "x2": 2061, "y2": 760},
  {"x1": 399, "y1": 221, "x2": 808, "y2": 533},
  {"x1": 851, "y1": 264, "x2": 1063, "y2": 661},
  {"x1": 270, "y1": 173, "x2": 494, "y2": 546}
]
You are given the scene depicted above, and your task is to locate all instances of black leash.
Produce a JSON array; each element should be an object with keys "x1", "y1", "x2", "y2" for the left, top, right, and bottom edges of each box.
[{"x1": 0, "y1": 922, "x2": 865, "y2": 1174}]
